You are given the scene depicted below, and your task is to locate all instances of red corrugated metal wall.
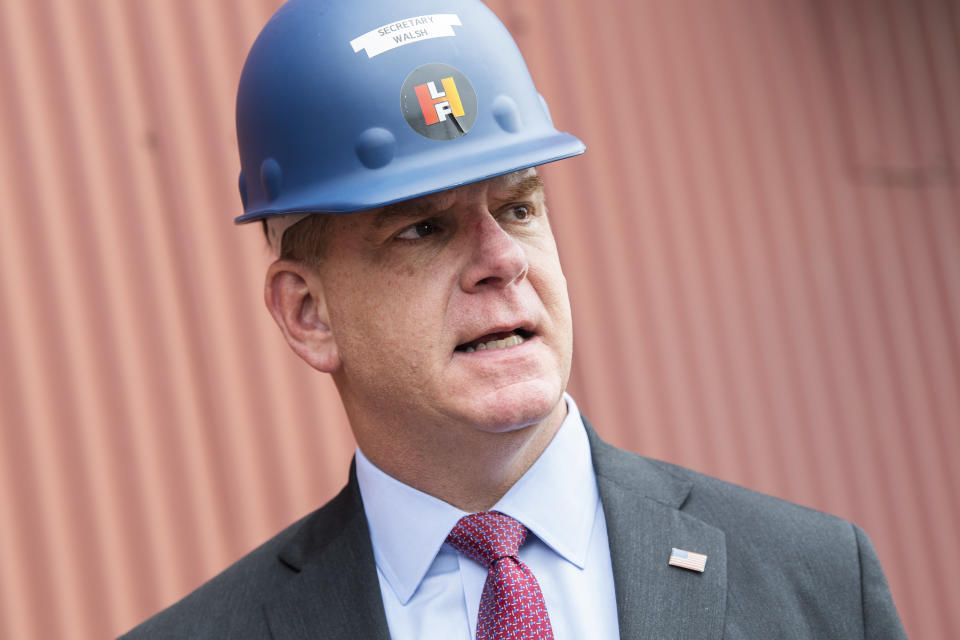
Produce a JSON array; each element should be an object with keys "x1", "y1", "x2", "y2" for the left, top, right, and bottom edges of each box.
[{"x1": 0, "y1": 1, "x2": 956, "y2": 638}]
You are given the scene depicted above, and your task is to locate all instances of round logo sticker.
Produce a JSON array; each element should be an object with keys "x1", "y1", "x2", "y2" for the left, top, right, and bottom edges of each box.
[{"x1": 400, "y1": 63, "x2": 478, "y2": 140}]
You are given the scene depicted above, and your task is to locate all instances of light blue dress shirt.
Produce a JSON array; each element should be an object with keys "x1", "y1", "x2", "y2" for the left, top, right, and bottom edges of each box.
[{"x1": 355, "y1": 394, "x2": 620, "y2": 640}]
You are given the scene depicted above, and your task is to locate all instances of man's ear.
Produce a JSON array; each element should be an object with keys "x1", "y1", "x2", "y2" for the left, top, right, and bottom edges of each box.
[{"x1": 264, "y1": 259, "x2": 341, "y2": 373}]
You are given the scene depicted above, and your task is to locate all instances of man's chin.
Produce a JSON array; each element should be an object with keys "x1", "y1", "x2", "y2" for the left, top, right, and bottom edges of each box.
[{"x1": 454, "y1": 382, "x2": 567, "y2": 435}]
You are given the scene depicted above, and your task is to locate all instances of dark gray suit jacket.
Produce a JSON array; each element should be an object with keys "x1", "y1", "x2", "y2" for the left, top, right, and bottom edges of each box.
[{"x1": 121, "y1": 422, "x2": 907, "y2": 639}]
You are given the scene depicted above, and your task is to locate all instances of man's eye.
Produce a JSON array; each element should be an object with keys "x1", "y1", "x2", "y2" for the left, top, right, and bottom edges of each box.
[
  {"x1": 397, "y1": 220, "x2": 439, "y2": 240},
  {"x1": 507, "y1": 205, "x2": 530, "y2": 221}
]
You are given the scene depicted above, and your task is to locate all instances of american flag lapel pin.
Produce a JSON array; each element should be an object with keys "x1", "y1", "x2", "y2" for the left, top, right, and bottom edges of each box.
[{"x1": 669, "y1": 547, "x2": 707, "y2": 573}]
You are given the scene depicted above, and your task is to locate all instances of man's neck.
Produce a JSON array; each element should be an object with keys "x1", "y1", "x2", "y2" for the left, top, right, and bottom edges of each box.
[{"x1": 349, "y1": 400, "x2": 568, "y2": 512}]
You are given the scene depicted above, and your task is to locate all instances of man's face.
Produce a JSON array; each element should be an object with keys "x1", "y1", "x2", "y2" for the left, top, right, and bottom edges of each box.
[{"x1": 313, "y1": 169, "x2": 572, "y2": 440}]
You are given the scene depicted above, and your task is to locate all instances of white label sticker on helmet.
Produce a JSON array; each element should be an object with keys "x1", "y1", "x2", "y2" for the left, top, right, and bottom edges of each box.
[{"x1": 350, "y1": 14, "x2": 462, "y2": 59}]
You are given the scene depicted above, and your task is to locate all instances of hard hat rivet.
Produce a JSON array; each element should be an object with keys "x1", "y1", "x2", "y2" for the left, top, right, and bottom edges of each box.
[
  {"x1": 355, "y1": 127, "x2": 396, "y2": 169},
  {"x1": 492, "y1": 95, "x2": 522, "y2": 134},
  {"x1": 260, "y1": 158, "x2": 283, "y2": 202}
]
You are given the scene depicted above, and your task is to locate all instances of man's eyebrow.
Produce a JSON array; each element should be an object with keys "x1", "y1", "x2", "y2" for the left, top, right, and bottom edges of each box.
[
  {"x1": 371, "y1": 174, "x2": 545, "y2": 229},
  {"x1": 500, "y1": 174, "x2": 545, "y2": 201},
  {"x1": 372, "y1": 198, "x2": 442, "y2": 229}
]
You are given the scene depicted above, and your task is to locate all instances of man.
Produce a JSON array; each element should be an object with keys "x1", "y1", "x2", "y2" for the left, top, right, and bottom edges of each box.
[{"x1": 122, "y1": 0, "x2": 906, "y2": 638}]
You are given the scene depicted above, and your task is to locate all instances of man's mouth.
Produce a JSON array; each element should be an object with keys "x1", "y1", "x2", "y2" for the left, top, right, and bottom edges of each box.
[{"x1": 455, "y1": 328, "x2": 534, "y2": 353}]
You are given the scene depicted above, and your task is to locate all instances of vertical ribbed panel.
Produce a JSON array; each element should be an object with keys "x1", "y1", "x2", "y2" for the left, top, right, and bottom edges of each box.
[{"x1": 0, "y1": 1, "x2": 955, "y2": 638}]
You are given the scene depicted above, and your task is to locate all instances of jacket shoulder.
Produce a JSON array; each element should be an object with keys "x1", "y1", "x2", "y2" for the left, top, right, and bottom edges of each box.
[
  {"x1": 591, "y1": 428, "x2": 851, "y2": 542},
  {"x1": 119, "y1": 480, "x2": 360, "y2": 639},
  {"x1": 591, "y1": 431, "x2": 906, "y2": 639},
  {"x1": 118, "y1": 515, "x2": 303, "y2": 639},
  {"x1": 654, "y1": 455, "x2": 847, "y2": 530},
  {"x1": 654, "y1": 456, "x2": 905, "y2": 638}
]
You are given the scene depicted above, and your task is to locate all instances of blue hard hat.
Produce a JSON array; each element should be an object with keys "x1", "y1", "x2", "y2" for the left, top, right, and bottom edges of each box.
[{"x1": 235, "y1": 0, "x2": 585, "y2": 223}]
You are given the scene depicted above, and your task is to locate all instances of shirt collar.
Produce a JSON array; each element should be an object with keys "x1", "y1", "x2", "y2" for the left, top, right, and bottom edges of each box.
[{"x1": 355, "y1": 394, "x2": 598, "y2": 604}]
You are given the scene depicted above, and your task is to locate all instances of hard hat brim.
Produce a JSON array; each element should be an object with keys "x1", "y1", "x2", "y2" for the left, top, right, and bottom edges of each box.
[{"x1": 234, "y1": 131, "x2": 585, "y2": 224}]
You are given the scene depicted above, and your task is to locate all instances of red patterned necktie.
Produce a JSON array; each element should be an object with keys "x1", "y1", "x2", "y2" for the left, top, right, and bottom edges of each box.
[{"x1": 446, "y1": 511, "x2": 554, "y2": 640}]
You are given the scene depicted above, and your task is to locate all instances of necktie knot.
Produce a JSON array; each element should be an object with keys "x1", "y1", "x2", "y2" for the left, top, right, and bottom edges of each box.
[
  {"x1": 446, "y1": 511, "x2": 554, "y2": 639},
  {"x1": 446, "y1": 511, "x2": 529, "y2": 568}
]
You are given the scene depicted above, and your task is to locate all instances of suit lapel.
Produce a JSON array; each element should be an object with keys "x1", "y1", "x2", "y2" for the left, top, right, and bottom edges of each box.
[
  {"x1": 264, "y1": 462, "x2": 392, "y2": 640},
  {"x1": 262, "y1": 424, "x2": 726, "y2": 640},
  {"x1": 587, "y1": 424, "x2": 727, "y2": 640}
]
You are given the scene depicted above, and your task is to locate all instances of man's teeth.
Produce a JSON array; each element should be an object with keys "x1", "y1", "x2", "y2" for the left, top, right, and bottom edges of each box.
[{"x1": 463, "y1": 333, "x2": 525, "y2": 353}]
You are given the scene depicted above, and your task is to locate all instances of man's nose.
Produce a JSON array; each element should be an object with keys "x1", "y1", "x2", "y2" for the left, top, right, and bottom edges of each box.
[{"x1": 459, "y1": 213, "x2": 529, "y2": 292}]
